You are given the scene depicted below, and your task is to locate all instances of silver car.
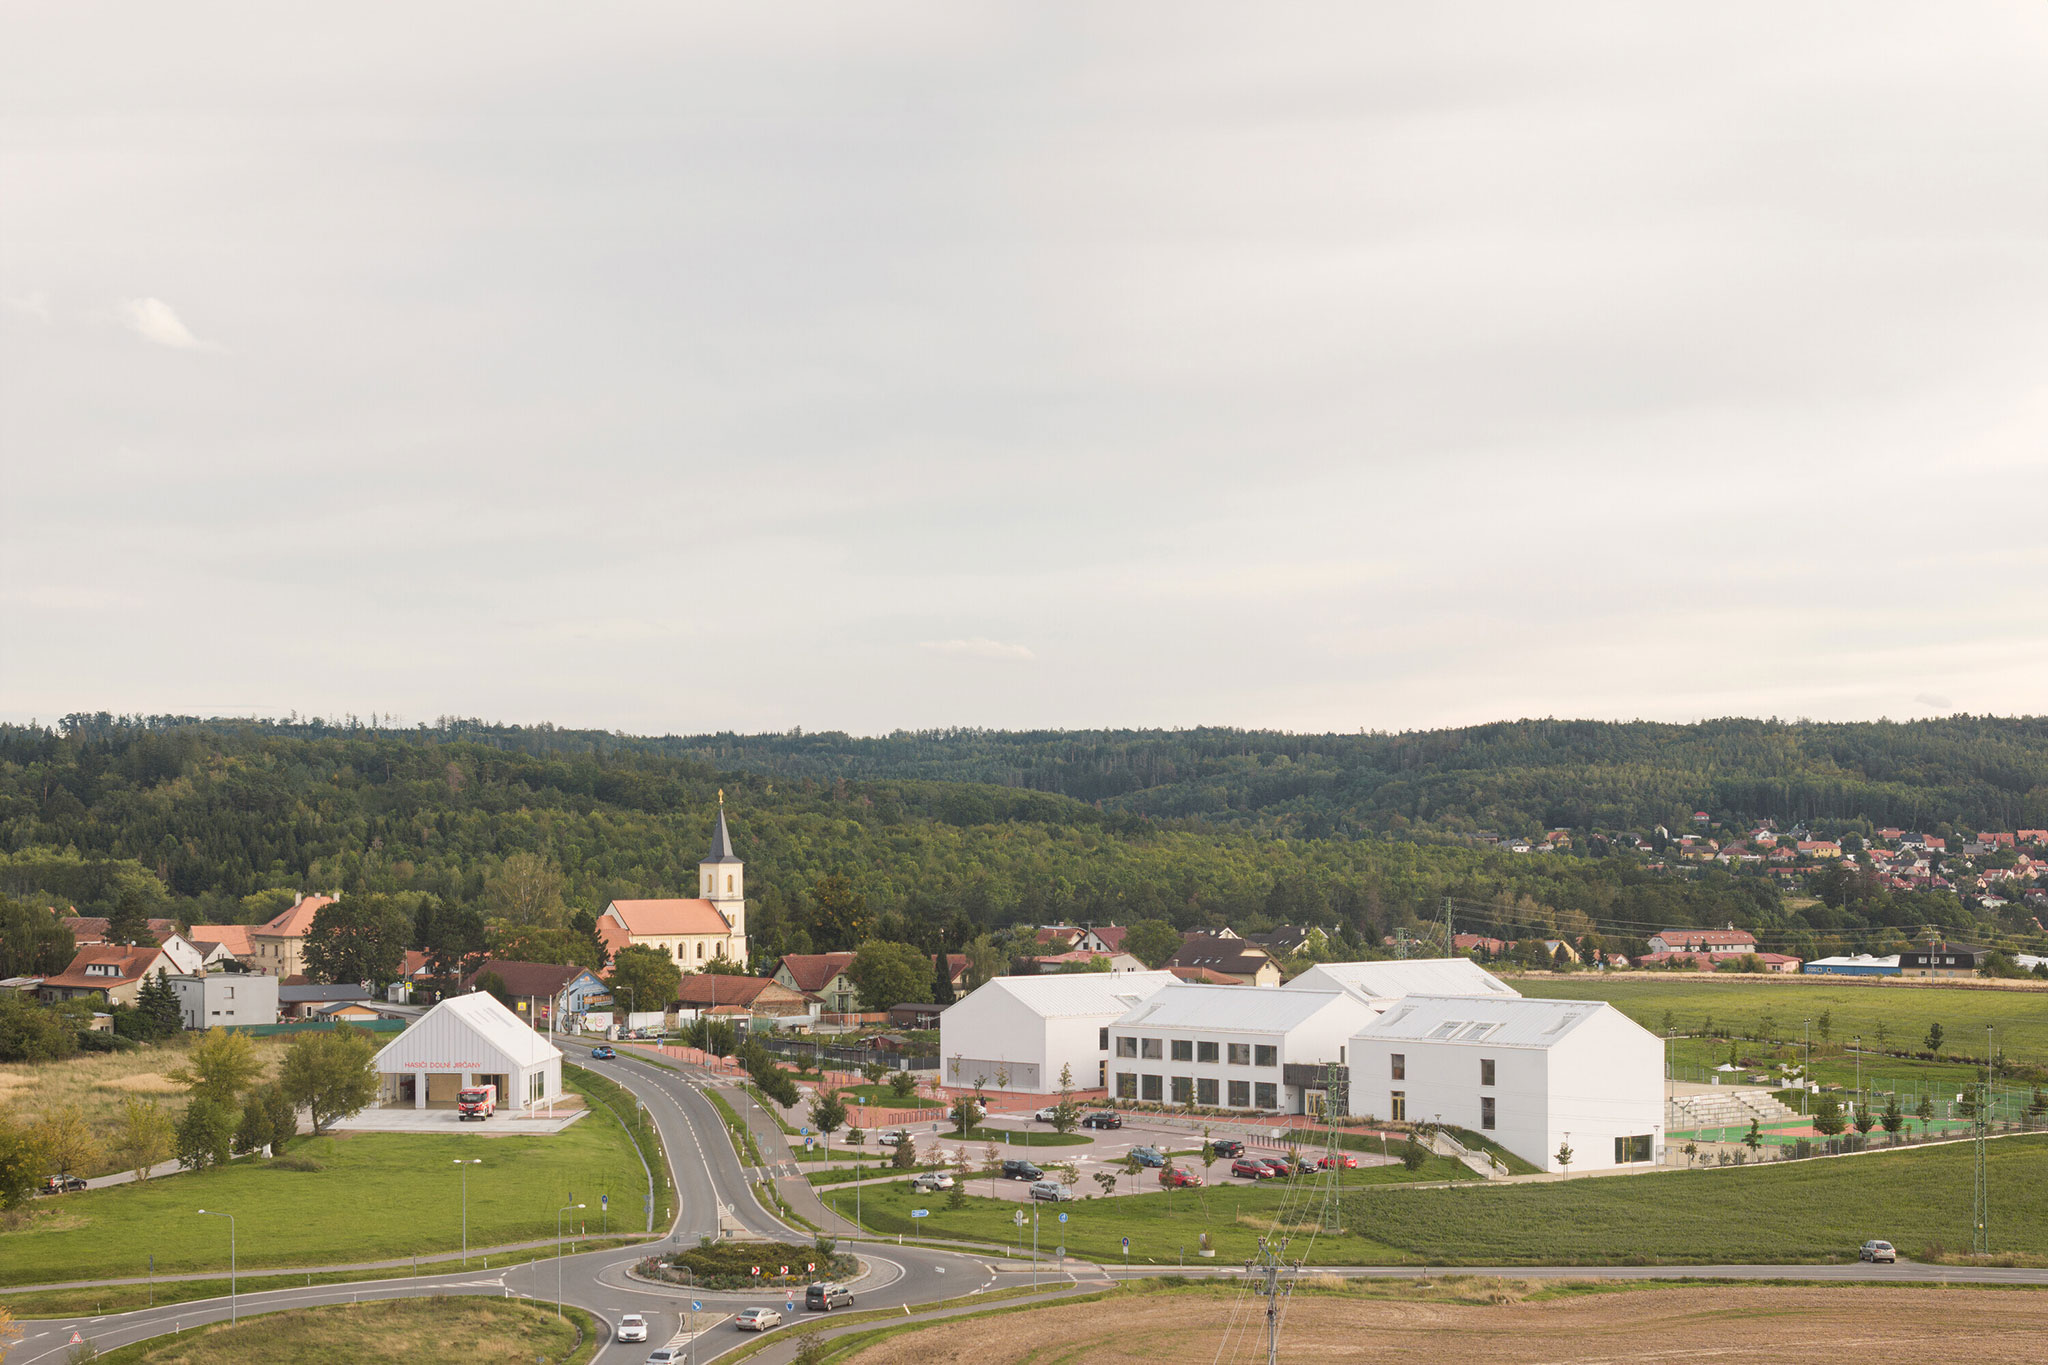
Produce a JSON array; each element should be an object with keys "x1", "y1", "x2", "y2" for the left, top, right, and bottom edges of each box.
[
  {"x1": 1859, "y1": 1239, "x2": 1897, "y2": 1263},
  {"x1": 734, "y1": 1307, "x2": 783, "y2": 1331}
]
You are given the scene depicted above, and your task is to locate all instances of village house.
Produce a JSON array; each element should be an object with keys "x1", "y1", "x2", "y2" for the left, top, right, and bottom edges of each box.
[
  {"x1": 37, "y1": 937, "x2": 204, "y2": 1006},
  {"x1": 1165, "y1": 934, "x2": 1282, "y2": 987},
  {"x1": 774, "y1": 952, "x2": 858, "y2": 1013}
]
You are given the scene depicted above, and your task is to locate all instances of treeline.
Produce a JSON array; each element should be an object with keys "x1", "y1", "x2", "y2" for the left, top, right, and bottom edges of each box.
[{"x1": 0, "y1": 719, "x2": 2017, "y2": 966}]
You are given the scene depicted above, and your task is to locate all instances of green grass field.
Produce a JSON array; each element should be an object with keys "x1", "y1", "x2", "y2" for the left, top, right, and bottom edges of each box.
[
  {"x1": 843, "y1": 1083, "x2": 944, "y2": 1109},
  {"x1": 827, "y1": 1156, "x2": 1474, "y2": 1267},
  {"x1": 91, "y1": 1296, "x2": 589, "y2": 1365},
  {"x1": 0, "y1": 1105, "x2": 648, "y2": 1286},
  {"x1": 1353, "y1": 1134, "x2": 2048, "y2": 1264},
  {"x1": 1515, "y1": 976, "x2": 2048, "y2": 1064}
]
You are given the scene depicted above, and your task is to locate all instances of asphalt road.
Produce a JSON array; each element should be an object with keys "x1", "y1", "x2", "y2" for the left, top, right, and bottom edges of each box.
[{"x1": 15, "y1": 1051, "x2": 2048, "y2": 1365}]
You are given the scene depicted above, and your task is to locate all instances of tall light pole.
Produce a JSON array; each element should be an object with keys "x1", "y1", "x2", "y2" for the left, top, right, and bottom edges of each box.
[
  {"x1": 1853, "y1": 1036, "x2": 1862, "y2": 1127},
  {"x1": 557, "y1": 1202, "x2": 584, "y2": 1320},
  {"x1": 454, "y1": 1158, "x2": 481, "y2": 1266},
  {"x1": 197, "y1": 1209, "x2": 236, "y2": 1323},
  {"x1": 1803, "y1": 1018, "x2": 1811, "y2": 1117}
]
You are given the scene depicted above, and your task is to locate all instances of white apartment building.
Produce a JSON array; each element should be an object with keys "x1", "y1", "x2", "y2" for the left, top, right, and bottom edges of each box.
[
  {"x1": 1107, "y1": 984, "x2": 1379, "y2": 1114},
  {"x1": 167, "y1": 972, "x2": 279, "y2": 1030},
  {"x1": 939, "y1": 970, "x2": 1177, "y2": 1094},
  {"x1": 1346, "y1": 994, "x2": 1663, "y2": 1173}
]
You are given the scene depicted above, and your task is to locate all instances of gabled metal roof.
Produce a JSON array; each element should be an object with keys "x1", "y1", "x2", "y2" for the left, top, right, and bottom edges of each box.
[{"x1": 1355, "y1": 994, "x2": 1614, "y2": 1048}]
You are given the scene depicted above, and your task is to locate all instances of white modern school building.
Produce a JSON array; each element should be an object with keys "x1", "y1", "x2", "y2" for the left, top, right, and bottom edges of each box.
[
  {"x1": 1346, "y1": 993, "x2": 1663, "y2": 1173},
  {"x1": 938, "y1": 970, "x2": 1177, "y2": 1094},
  {"x1": 1106, "y1": 984, "x2": 1377, "y2": 1112},
  {"x1": 371, "y1": 991, "x2": 566, "y2": 1111}
]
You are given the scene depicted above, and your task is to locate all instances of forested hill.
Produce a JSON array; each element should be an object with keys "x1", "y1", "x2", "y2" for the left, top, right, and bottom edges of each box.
[
  {"x1": 588, "y1": 716, "x2": 2045, "y2": 839},
  {"x1": 0, "y1": 718, "x2": 2019, "y2": 969}
]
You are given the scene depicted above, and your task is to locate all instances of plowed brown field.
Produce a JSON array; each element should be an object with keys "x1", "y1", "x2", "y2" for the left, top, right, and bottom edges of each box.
[{"x1": 842, "y1": 1283, "x2": 2048, "y2": 1365}]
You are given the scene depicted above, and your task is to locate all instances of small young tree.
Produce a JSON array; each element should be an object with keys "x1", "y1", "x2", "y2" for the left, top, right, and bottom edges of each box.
[
  {"x1": 1874, "y1": 1019, "x2": 1889, "y2": 1049},
  {"x1": 1059, "y1": 1162, "x2": 1081, "y2": 1197},
  {"x1": 169, "y1": 1028, "x2": 263, "y2": 1107},
  {"x1": 1743, "y1": 1119, "x2": 1763, "y2": 1154},
  {"x1": 174, "y1": 1097, "x2": 236, "y2": 1171},
  {"x1": 861, "y1": 1060, "x2": 889, "y2": 1087},
  {"x1": 947, "y1": 1148, "x2": 970, "y2": 1210},
  {"x1": 1123, "y1": 1151, "x2": 1144, "y2": 1195},
  {"x1": 807, "y1": 1089, "x2": 848, "y2": 1160},
  {"x1": 985, "y1": 1139, "x2": 1002, "y2": 1196},
  {"x1": 1051, "y1": 1063, "x2": 1081, "y2": 1135},
  {"x1": 33, "y1": 1105, "x2": 102, "y2": 1181},
  {"x1": 1817, "y1": 1010, "x2": 1832, "y2": 1045},
  {"x1": 234, "y1": 1089, "x2": 274, "y2": 1155},
  {"x1": 1925, "y1": 1022, "x2": 1945, "y2": 1057},
  {"x1": 1399, "y1": 1137, "x2": 1428, "y2": 1172},
  {"x1": 887, "y1": 1071, "x2": 919, "y2": 1101},
  {"x1": 1881, "y1": 1093, "x2": 1905, "y2": 1136},
  {"x1": 280, "y1": 1026, "x2": 379, "y2": 1133},
  {"x1": 891, "y1": 1134, "x2": 918, "y2": 1170},
  {"x1": 261, "y1": 1084, "x2": 299, "y2": 1153},
  {"x1": 1092, "y1": 1170, "x2": 1119, "y2": 1199},
  {"x1": 114, "y1": 1098, "x2": 174, "y2": 1180},
  {"x1": 1915, "y1": 1093, "x2": 1935, "y2": 1124},
  {"x1": 949, "y1": 1095, "x2": 980, "y2": 1136},
  {"x1": 1812, "y1": 1092, "x2": 1846, "y2": 1137},
  {"x1": 1554, "y1": 1140, "x2": 1574, "y2": 1177}
]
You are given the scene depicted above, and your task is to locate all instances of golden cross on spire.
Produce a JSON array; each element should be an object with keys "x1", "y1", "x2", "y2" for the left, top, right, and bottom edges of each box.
[{"x1": 718, "y1": 787, "x2": 724, "y2": 806}]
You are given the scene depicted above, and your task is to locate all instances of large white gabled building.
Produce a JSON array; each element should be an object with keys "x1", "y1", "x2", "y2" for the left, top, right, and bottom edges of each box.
[
  {"x1": 939, "y1": 971, "x2": 1177, "y2": 1095},
  {"x1": 1284, "y1": 957, "x2": 1521, "y2": 1004},
  {"x1": 371, "y1": 991, "x2": 566, "y2": 1112},
  {"x1": 1346, "y1": 994, "x2": 1662, "y2": 1174},
  {"x1": 1107, "y1": 984, "x2": 1378, "y2": 1113}
]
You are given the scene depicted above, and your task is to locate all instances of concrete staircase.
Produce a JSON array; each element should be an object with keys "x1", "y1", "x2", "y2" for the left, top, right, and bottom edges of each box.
[{"x1": 1667, "y1": 1088, "x2": 1795, "y2": 1133}]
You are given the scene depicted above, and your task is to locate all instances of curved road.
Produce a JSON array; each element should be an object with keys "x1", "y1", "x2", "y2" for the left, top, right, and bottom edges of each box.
[{"x1": 14, "y1": 1049, "x2": 2048, "y2": 1363}]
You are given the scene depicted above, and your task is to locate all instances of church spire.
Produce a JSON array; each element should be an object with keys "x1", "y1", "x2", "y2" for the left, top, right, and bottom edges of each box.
[{"x1": 705, "y1": 804, "x2": 738, "y2": 863}]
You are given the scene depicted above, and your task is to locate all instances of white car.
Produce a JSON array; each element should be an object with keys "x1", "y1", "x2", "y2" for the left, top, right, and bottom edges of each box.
[
  {"x1": 646, "y1": 1351, "x2": 682, "y2": 1365},
  {"x1": 910, "y1": 1171, "x2": 955, "y2": 1192},
  {"x1": 877, "y1": 1128, "x2": 909, "y2": 1146},
  {"x1": 616, "y1": 1313, "x2": 649, "y2": 1343},
  {"x1": 1033, "y1": 1106, "x2": 1059, "y2": 1122},
  {"x1": 734, "y1": 1307, "x2": 783, "y2": 1332}
]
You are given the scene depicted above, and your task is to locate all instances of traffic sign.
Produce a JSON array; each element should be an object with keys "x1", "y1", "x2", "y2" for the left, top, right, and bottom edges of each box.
[
  {"x1": 787, "y1": 1301, "x2": 796, "y2": 1311},
  {"x1": 691, "y1": 1301, "x2": 703, "y2": 1312},
  {"x1": 1013, "y1": 1210, "x2": 1026, "y2": 1226},
  {"x1": 807, "y1": 1262, "x2": 816, "y2": 1271},
  {"x1": 1122, "y1": 1236, "x2": 1129, "y2": 1250},
  {"x1": 602, "y1": 1194, "x2": 608, "y2": 1209},
  {"x1": 911, "y1": 1209, "x2": 929, "y2": 1218},
  {"x1": 1058, "y1": 1211, "x2": 1068, "y2": 1223},
  {"x1": 780, "y1": 1265, "x2": 789, "y2": 1275},
  {"x1": 751, "y1": 1266, "x2": 761, "y2": 1276},
  {"x1": 68, "y1": 1333, "x2": 83, "y2": 1346}
]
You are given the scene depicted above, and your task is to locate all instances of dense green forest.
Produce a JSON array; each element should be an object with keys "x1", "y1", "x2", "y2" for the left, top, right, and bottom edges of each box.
[{"x1": 0, "y1": 716, "x2": 2031, "y2": 976}]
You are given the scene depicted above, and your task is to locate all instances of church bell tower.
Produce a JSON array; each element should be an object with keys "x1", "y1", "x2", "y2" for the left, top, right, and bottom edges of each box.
[{"x1": 700, "y1": 794, "x2": 746, "y2": 960}]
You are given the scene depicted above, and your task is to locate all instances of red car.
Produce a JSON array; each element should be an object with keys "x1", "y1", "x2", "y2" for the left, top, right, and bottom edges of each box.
[
  {"x1": 1159, "y1": 1166, "x2": 1203, "y2": 1188},
  {"x1": 1315, "y1": 1154, "x2": 1358, "y2": 1170},
  {"x1": 1230, "y1": 1158, "x2": 1274, "y2": 1180},
  {"x1": 1259, "y1": 1157, "x2": 1293, "y2": 1178}
]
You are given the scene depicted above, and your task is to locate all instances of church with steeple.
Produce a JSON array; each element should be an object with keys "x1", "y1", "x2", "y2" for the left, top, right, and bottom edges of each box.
[{"x1": 595, "y1": 802, "x2": 749, "y2": 970}]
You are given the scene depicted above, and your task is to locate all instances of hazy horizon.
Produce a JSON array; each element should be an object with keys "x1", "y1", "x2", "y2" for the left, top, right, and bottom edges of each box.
[{"x1": 6, "y1": 4, "x2": 2046, "y2": 735}]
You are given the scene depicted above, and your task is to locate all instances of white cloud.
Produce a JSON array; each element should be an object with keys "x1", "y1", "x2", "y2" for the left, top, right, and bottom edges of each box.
[
  {"x1": 5, "y1": 292, "x2": 51, "y2": 321},
  {"x1": 920, "y1": 638, "x2": 1036, "y2": 662},
  {"x1": 123, "y1": 297, "x2": 214, "y2": 350}
]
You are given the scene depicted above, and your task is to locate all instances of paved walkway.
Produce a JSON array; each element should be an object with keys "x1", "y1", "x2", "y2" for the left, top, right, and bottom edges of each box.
[{"x1": 716, "y1": 1080, "x2": 867, "y2": 1239}]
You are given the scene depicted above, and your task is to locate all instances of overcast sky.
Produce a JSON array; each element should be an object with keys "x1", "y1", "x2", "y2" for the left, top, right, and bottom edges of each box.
[{"x1": 4, "y1": 3, "x2": 2045, "y2": 737}]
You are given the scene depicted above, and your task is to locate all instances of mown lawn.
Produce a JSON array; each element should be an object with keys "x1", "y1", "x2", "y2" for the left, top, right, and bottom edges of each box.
[
  {"x1": 0, "y1": 1107, "x2": 646, "y2": 1285},
  {"x1": 92, "y1": 1296, "x2": 585, "y2": 1364},
  {"x1": 1353, "y1": 1134, "x2": 2048, "y2": 1264},
  {"x1": 830, "y1": 1156, "x2": 1473, "y2": 1267},
  {"x1": 1514, "y1": 977, "x2": 2048, "y2": 1064}
]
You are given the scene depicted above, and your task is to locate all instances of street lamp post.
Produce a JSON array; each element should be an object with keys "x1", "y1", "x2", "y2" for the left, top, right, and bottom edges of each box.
[
  {"x1": 454, "y1": 1159, "x2": 481, "y2": 1265},
  {"x1": 196, "y1": 1209, "x2": 236, "y2": 1323},
  {"x1": 557, "y1": 1203, "x2": 585, "y2": 1320}
]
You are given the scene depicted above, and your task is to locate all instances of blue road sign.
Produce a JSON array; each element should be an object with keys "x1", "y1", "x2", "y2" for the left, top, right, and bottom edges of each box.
[
  {"x1": 1058, "y1": 1211, "x2": 1068, "y2": 1223},
  {"x1": 1122, "y1": 1236, "x2": 1129, "y2": 1250},
  {"x1": 787, "y1": 1301, "x2": 796, "y2": 1311},
  {"x1": 691, "y1": 1300, "x2": 703, "y2": 1312},
  {"x1": 911, "y1": 1209, "x2": 930, "y2": 1218},
  {"x1": 602, "y1": 1194, "x2": 608, "y2": 1209}
]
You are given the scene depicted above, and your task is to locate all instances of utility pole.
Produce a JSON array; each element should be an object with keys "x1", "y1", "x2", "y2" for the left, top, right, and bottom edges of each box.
[
  {"x1": 1394, "y1": 927, "x2": 1409, "y2": 960},
  {"x1": 1975, "y1": 1025, "x2": 1992, "y2": 1254},
  {"x1": 1440, "y1": 898, "x2": 1454, "y2": 956},
  {"x1": 1251, "y1": 1236, "x2": 1295, "y2": 1365},
  {"x1": 1318, "y1": 1062, "x2": 1347, "y2": 1232}
]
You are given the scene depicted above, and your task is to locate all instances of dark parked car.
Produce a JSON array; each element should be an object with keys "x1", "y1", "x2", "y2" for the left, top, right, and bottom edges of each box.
[
  {"x1": 1231, "y1": 1158, "x2": 1274, "y2": 1180},
  {"x1": 1081, "y1": 1112, "x2": 1123, "y2": 1130},
  {"x1": 590, "y1": 1046, "x2": 616, "y2": 1060},
  {"x1": 41, "y1": 1175, "x2": 87, "y2": 1194},
  {"x1": 1001, "y1": 1159, "x2": 1043, "y2": 1181},
  {"x1": 1210, "y1": 1139, "x2": 1244, "y2": 1158},
  {"x1": 1129, "y1": 1146, "x2": 1166, "y2": 1167}
]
